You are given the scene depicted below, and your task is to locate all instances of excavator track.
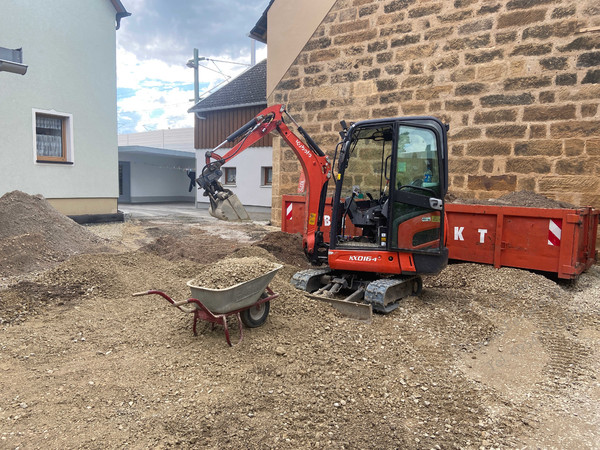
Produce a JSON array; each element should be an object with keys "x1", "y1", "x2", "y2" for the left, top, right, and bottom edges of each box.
[
  {"x1": 364, "y1": 276, "x2": 422, "y2": 314},
  {"x1": 292, "y1": 268, "x2": 422, "y2": 321}
]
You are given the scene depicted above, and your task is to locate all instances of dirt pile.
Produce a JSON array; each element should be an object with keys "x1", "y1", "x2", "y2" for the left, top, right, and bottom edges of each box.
[
  {"x1": 190, "y1": 256, "x2": 280, "y2": 289},
  {"x1": 0, "y1": 191, "x2": 106, "y2": 277},
  {"x1": 254, "y1": 231, "x2": 309, "y2": 268},
  {"x1": 447, "y1": 190, "x2": 577, "y2": 209},
  {"x1": 0, "y1": 220, "x2": 599, "y2": 448}
]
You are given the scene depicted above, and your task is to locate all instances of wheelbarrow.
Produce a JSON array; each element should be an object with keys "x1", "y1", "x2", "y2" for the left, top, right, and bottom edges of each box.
[{"x1": 133, "y1": 263, "x2": 283, "y2": 346}]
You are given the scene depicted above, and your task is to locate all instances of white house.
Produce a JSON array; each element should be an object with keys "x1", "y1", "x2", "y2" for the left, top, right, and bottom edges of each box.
[
  {"x1": 0, "y1": 0, "x2": 129, "y2": 220},
  {"x1": 189, "y1": 60, "x2": 273, "y2": 208},
  {"x1": 118, "y1": 128, "x2": 196, "y2": 203}
]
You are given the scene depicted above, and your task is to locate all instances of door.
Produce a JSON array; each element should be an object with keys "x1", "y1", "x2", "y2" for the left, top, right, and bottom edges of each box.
[
  {"x1": 389, "y1": 121, "x2": 448, "y2": 271},
  {"x1": 118, "y1": 161, "x2": 131, "y2": 203}
]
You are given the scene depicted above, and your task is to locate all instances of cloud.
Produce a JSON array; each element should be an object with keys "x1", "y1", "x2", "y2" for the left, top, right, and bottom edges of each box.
[
  {"x1": 118, "y1": 0, "x2": 270, "y2": 64},
  {"x1": 116, "y1": 0, "x2": 269, "y2": 134}
]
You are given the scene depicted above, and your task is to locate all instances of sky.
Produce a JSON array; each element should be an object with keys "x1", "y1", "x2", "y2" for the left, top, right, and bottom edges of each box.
[{"x1": 116, "y1": 0, "x2": 269, "y2": 134}]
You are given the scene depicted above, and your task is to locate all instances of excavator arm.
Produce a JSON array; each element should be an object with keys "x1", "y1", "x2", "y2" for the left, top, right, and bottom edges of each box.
[{"x1": 196, "y1": 104, "x2": 332, "y2": 261}]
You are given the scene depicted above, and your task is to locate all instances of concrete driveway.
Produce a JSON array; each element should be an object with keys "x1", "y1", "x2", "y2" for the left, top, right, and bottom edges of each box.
[{"x1": 118, "y1": 202, "x2": 272, "y2": 223}]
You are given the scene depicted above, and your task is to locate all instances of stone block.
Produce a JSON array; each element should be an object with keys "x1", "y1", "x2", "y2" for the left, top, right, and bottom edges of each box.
[
  {"x1": 310, "y1": 49, "x2": 341, "y2": 63},
  {"x1": 529, "y1": 124, "x2": 547, "y2": 139},
  {"x1": 466, "y1": 141, "x2": 512, "y2": 156},
  {"x1": 304, "y1": 75, "x2": 329, "y2": 87},
  {"x1": 510, "y1": 43, "x2": 553, "y2": 56},
  {"x1": 517, "y1": 176, "x2": 537, "y2": 191},
  {"x1": 450, "y1": 127, "x2": 482, "y2": 140},
  {"x1": 305, "y1": 100, "x2": 328, "y2": 111},
  {"x1": 438, "y1": 10, "x2": 473, "y2": 23},
  {"x1": 444, "y1": 34, "x2": 491, "y2": 51},
  {"x1": 402, "y1": 103, "x2": 427, "y2": 114},
  {"x1": 474, "y1": 109, "x2": 518, "y2": 123},
  {"x1": 480, "y1": 93, "x2": 535, "y2": 107},
  {"x1": 331, "y1": 72, "x2": 360, "y2": 84},
  {"x1": 551, "y1": 5, "x2": 575, "y2": 18},
  {"x1": 459, "y1": 19, "x2": 493, "y2": 35},
  {"x1": 550, "y1": 121, "x2": 600, "y2": 138},
  {"x1": 496, "y1": 31, "x2": 518, "y2": 45},
  {"x1": 425, "y1": 26, "x2": 454, "y2": 41},
  {"x1": 476, "y1": 63, "x2": 508, "y2": 82},
  {"x1": 582, "y1": 70, "x2": 600, "y2": 85},
  {"x1": 415, "y1": 85, "x2": 453, "y2": 100},
  {"x1": 368, "y1": 41, "x2": 388, "y2": 52},
  {"x1": 379, "y1": 23, "x2": 413, "y2": 37},
  {"x1": 564, "y1": 139, "x2": 585, "y2": 156},
  {"x1": 384, "y1": 0, "x2": 417, "y2": 14},
  {"x1": 581, "y1": 104, "x2": 598, "y2": 118},
  {"x1": 445, "y1": 99, "x2": 474, "y2": 111},
  {"x1": 333, "y1": 29, "x2": 378, "y2": 46},
  {"x1": 362, "y1": 68, "x2": 381, "y2": 80},
  {"x1": 449, "y1": 158, "x2": 480, "y2": 174},
  {"x1": 576, "y1": 52, "x2": 600, "y2": 68},
  {"x1": 431, "y1": 55, "x2": 460, "y2": 71},
  {"x1": 409, "y1": 4, "x2": 442, "y2": 18},
  {"x1": 506, "y1": 157, "x2": 551, "y2": 173},
  {"x1": 507, "y1": 0, "x2": 557, "y2": 10},
  {"x1": 359, "y1": 4, "x2": 379, "y2": 17},
  {"x1": 504, "y1": 76, "x2": 552, "y2": 90},
  {"x1": 523, "y1": 105, "x2": 576, "y2": 121},
  {"x1": 279, "y1": 79, "x2": 301, "y2": 90},
  {"x1": 468, "y1": 175, "x2": 517, "y2": 191},
  {"x1": 377, "y1": 52, "x2": 393, "y2": 63},
  {"x1": 455, "y1": 83, "x2": 487, "y2": 96},
  {"x1": 514, "y1": 140, "x2": 562, "y2": 156},
  {"x1": 556, "y1": 73, "x2": 577, "y2": 86},
  {"x1": 479, "y1": 4, "x2": 501, "y2": 15},
  {"x1": 401, "y1": 75, "x2": 434, "y2": 88},
  {"x1": 391, "y1": 34, "x2": 421, "y2": 47},
  {"x1": 539, "y1": 91, "x2": 555, "y2": 103},
  {"x1": 384, "y1": 64, "x2": 405, "y2": 75},
  {"x1": 587, "y1": 139, "x2": 600, "y2": 156},
  {"x1": 497, "y1": 9, "x2": 547, "y2": 28},
  {"x1": 554, "y1": 158, "x2": 593, "y2": 175},
  {"x1": 380, "y1": 90, "x2": 414, "y2": 103},
  {"x1": 539, "y1": 57, "x2": 568, "y2": 70},
  {"x1": 482, "y1": 159, "x2": 494, "y2": 173},
  {"x1": 376, "y1": 79, "x2": 398, "y2": 91},
  {"x1": 486, "y1": 125, "x2": 528, "y2": 139},
  {"x1": 539, "y1": 176, "x2": 600, "y2": 195},
  {"x1": 330, "y1": 19, "x2": 369, "y2": 36}
]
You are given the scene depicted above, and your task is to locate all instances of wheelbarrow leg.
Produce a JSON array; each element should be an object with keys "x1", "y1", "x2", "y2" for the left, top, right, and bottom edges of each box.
[{"x1": 223, "y1": 313, "x2": 244, "y2": 347}]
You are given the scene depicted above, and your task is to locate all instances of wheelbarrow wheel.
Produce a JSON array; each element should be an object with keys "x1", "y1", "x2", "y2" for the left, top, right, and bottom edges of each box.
[{"x1": 240, "y1": 295, "x2": 270, "y2": 328}]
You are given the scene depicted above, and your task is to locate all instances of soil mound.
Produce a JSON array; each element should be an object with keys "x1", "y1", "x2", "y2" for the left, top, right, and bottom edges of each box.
[
  {"x1": 448, "y1": 190, "x2": 576, "y2": 209},
  {"x1": 0, "y1": 191, "x2": 106, "y2": 276},
  {"x1": 254, "y1": 231, "x2": 309, "y2": 268}
]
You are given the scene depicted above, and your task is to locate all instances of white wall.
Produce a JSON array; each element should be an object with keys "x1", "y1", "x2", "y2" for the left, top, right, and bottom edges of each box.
[
  {"x1": 0, "y1": 1, "x2": 118, "y2": 201},
  {"x1": 196, "y1": 146, "x2": 272, "y2": 207},
  {"x1": 118, "y1": 128, "x2": 195, "y2": 152},
  {"x1": 120, "y1": 153, "x2": 195, "y2": 202}
]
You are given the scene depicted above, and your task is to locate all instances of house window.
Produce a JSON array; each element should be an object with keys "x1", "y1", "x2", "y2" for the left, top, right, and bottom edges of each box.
[
  {"x1": 223, "y1": 167, "x2": 236, "y2": 185},
  {"x1": 262, "y1": 166, "x2": 272, "y2": 186},
  {"x1": 34, "y1": 111, "x2": 72, "y2": 163}
]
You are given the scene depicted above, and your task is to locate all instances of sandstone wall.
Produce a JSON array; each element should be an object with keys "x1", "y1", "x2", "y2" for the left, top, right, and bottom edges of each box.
[{"x1": 268, "y1": 0, "x2": 600, "y2": 226}]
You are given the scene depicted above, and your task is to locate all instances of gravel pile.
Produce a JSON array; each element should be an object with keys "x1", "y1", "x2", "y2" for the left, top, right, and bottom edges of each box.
[{"x1": 190, "y1": 256, "x2": 280, "y2": 289}]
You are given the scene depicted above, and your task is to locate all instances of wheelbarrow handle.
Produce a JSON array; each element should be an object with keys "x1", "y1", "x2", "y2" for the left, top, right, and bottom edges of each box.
[{"x1": 132, "y1": 291, "x2": 151, "y2": 297}]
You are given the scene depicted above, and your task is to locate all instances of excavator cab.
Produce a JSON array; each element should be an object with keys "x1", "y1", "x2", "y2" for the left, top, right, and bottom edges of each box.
[{"x1": 330, "y1": 117, "x2": 449, "y2": 275}]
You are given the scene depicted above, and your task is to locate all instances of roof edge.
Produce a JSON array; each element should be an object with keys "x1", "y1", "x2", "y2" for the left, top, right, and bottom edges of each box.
[{"x1": 189, "y1": 101, "x2": 267, "y2": 114}]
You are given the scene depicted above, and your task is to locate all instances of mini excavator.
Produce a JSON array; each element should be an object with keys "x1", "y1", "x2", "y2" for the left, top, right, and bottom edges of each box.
[{"x1": 195, "y1": 104, "x2": 449, "y2": 320}]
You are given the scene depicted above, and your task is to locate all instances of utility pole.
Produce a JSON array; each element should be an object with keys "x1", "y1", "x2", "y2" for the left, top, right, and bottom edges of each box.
[{"x1": 186, "y1": 48, "x2": 200, "y2": 105}]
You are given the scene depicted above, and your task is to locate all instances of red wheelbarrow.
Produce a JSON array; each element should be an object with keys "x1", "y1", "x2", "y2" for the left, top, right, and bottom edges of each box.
[{"x1": 133, "y1": 263, "x2": 282, "y2": 346}]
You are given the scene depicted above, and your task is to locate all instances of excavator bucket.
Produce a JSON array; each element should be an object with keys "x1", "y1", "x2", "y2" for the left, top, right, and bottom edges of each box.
[{"x1": 209, "y1": 191, "x2": 251, "y2": 221}]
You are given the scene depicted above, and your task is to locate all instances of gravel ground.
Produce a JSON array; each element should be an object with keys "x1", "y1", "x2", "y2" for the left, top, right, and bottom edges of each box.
[{"x1": 1, "y1": 218, "x2": 599, "y2": 449}]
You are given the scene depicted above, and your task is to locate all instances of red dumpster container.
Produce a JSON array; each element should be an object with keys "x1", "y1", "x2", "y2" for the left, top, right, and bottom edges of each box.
[
  {"x1": 445, "y1": 203, "x2": 598, "y2": 279},
  {"x1": 281, "y1": 194, "x2": 598, "y2": 280}
]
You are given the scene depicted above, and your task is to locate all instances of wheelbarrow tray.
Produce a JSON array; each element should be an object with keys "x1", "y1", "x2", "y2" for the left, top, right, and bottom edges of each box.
[{"x1": 187, "y1": 263, "x2": 283, "y2": 314}]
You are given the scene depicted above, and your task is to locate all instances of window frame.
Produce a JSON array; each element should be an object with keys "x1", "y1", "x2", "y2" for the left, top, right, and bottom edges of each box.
[
  {"x1": 223, "y1": 167, "x2": 236, "y2": 186},
  {"x1": 32, "y1": 109, "x2": 73, "y2": 164},
  {"x1": 261, "y1": 166, "x2": 273, "y2": 186}
]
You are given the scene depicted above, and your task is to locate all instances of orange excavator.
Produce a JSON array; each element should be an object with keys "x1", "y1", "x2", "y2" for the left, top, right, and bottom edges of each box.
[{"x1": 196, "y1": 104, "x2": 449, "y2": 320}]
